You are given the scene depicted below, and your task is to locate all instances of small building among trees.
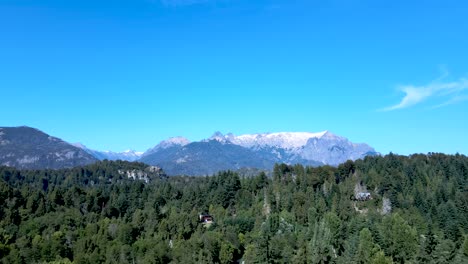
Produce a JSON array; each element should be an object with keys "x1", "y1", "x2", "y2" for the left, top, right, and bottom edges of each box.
[{"x1": 199, "y1": 213, "x2": 214, "y2": 224}]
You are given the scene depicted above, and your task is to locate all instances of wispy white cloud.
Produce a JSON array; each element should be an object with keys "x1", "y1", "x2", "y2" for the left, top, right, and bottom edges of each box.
[
  {"x1": 382, "y1": 75, "x2": 468, "y2": 111},
  {"x1": 432, "y1": 95, "x2": 468, "y2": 109}
]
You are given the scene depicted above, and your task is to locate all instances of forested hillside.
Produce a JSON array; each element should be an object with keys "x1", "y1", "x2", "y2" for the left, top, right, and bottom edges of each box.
[{"x1": 0, "y1": 154, "x2": 467, "y2": 263}]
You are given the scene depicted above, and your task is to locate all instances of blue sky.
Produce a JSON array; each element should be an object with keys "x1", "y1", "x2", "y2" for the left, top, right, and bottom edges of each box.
[{"x1": 1, "y1": 0, "x2": 467, "y2": 154}]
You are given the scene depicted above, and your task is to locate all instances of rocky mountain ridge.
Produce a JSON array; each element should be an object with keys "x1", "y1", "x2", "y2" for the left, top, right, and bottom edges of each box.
[
  {"x1": 0, "y1": 126, "x2": 97, "y2": 169},
  {"x1": 140, "y1": 131, "x2": 378, "y2": 175},
  {"x1": 0, "y1": 126, "x2": 378, "y2": 175}
]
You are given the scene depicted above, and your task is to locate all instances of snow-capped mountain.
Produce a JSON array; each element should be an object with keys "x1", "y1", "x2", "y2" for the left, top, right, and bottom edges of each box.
[
  {"x1": 141, "y1": 136, "x2": 190, "y2": 158},
  {"x1": 228, "y1": 131, "x2": 329, "y2": 149},
  {"x1": 140, "y1": 131, "x2": 378, "y2": 175},
  {"x1": 73, "y1": 143, "x2": 143, "y2": 162},
  {"x1": 199, "y1": 131, "x2": 377, "y2": 165},
  {"x1": 97, "y1": 150, "x2": 143, "y2": 162},
  {"x1": 0, "y1": 126, "x2": 377, "y2": 174},
  {"x1": 299, "y1": 131, "x2": 377, "y2": 165}
]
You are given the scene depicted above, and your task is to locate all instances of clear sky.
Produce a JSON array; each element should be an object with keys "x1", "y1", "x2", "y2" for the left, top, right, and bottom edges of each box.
[{"x1": 1, "y1": 0, "x2": 467, "y2": 154}]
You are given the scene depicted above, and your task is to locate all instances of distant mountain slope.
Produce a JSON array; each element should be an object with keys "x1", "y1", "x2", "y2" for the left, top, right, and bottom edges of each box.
[
  {"x1": 0, "y1": 126, "x2": 98, "y2": 169},
  {"x1": 299, "y1": 131, "x2": 378, "y2": 165},
  {"x1": 73, "y1": 143, "x2": 143, "y2": 161},
  {"x1": 139, "y1": 140, "x2": 279, "y2": 176},
  {"x1": 209, "y1": 131, "x2": 377, "y2": 165},
  {"x1": 140, "y1": 137, "x2": 190, "y2": 158},
  {"x1": 140, "y1": 131, "x2": 377, "y2": 175},
  {"x1": 0, "y1": 126, "x2": 377, "y2": 174}
]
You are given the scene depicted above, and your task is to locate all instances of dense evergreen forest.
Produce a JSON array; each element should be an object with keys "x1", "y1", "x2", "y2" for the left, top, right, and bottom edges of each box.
[{"x1": 1, "y1": 154, "x2": 467, "y2": 263}]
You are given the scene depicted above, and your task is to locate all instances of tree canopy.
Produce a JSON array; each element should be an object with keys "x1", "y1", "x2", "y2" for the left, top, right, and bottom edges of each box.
[{"x1": 0, "y1": 153, "x2": 467, "y2": 263}]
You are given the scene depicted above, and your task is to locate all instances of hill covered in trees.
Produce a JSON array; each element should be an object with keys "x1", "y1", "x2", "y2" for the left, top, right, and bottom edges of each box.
[{"x1": 0, "y1": 154, "x2": 467, "y2": 263}]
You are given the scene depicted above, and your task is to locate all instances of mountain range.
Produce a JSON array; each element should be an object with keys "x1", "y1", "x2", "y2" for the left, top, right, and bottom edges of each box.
[
  {"x1": 72, "y1": 143, "x2": 143, "y2": 162},
  {"x1": 0, "y1": 126, "x2": 98, "y2": 169},
  {"x1": 138, "y1": 131, "x2": 377, "y2": 175},
  {"x1": 0, "y1": 126, "x2": 378, "y2": 175}
]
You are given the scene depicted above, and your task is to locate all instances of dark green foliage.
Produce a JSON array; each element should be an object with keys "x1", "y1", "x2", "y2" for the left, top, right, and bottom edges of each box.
[{"x1": 1, "y1": 153, "x2": 467, "y2": 263}]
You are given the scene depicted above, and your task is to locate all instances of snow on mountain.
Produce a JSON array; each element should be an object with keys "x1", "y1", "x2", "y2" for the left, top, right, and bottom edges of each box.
[
  {"x1": 141, "y1": 137, "x2": 190, "y2": 157},
  {"x1": 140, "y1": 131, "x2": 378, "y2": 175},
  {"x1": 203, "y1": 131, "x2": 329, "y2": 149},
  {"x1": 0, "y1": 127, "x2": 377, "y2": 174},
  {"x1": 218, "y1": 130, "x2": 376, "y2": 165},
  {"x1": 99, "y1": 150, "x2": 143, "y2": 161},
  {"x1": 73, "y1": 143, "x2": 143, "y2": 162},
  {"x1": 299, "y1": 131, "x2": 376, "y2": 165},
  {"x1": 206, "y1": 131, "x2": 229, "y2": 143},
  {"x1": 201, "y1": 130, "x2": 376, "y2": 163},
  {"x1": 228, "y1": 131, "x2": 329, "y2": 149},
  {"x1": 159, "y1": 136, "x2": 191, "y2": 148}
]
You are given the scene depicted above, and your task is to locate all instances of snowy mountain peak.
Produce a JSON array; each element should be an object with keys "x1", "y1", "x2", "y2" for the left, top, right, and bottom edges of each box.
[
  {"x1": 223, "y1": 131, "x2": 329, "y2": 149},
  {"x1": 159, "y1": 136, "x2": 190, "y2": 147},
  {"x1": 206, "y1": 131, "x2": 236, "y2": 143},
  {"x1": 209, "y1": 131, "x2": 225, "y2": 142},
  {"x1": 122, "y1": 149, "x2": 143, "y2": 155},
  {"x1": 211, "y1": 131, "x2": 224, "y2": 138},
  {"x1": 106, "y1": 149, "x2": 143, "y2": 156},
  {"x1": 140, "y1": 130, "x2": 378, "y2": 175},
  {"x1": 73, "y1": 143, "x2": 143, "y2": 161},
  {"x1": 320, "y1": 130, "x2": 342, "y2": 139},
  {"x1": 142, "y1": 136, "x2": 190, "y2": 157},
  {"x1": 198, "y1": 131, "x2": 336, "y2": 149}
]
